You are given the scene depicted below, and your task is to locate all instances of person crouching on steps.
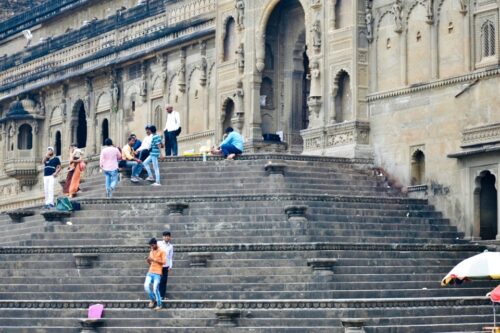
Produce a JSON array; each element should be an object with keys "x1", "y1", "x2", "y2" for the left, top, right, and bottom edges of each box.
[{"x1": 144, "y1": 238, "x2": 166, "y2": 311}]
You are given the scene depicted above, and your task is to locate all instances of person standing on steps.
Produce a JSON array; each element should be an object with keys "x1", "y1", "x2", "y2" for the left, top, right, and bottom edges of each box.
[
  {"x1": 143, "y1": 125, "x2": 165, "y2": 186},
  {"x1": 42, "y1": 147, "x2": 61, "y2": 209},
  {"x1": 99, "y1": 138, "x2": 122, "y2": 198},
  {"x1": 158, "y1": 231, "x2": 174, "y2": 300},
  {"x1": 163, "y1": 105, "x2": 181, "y2": 157},
  {"x1": 210, "y1": 127, "x2": 244, "y2": 160},
  {"x1": 144, "y1": 238, "x2": 166, "y2": 311}
]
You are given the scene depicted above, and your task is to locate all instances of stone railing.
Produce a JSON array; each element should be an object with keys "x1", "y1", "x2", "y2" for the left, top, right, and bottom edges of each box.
[
  {"x1": 166, "y1": 0, "x2": 216, "y2": 26},
  {"x1": 461, "y1": 122, "x2": 500, "y2": 148},
  {"x1": 0, "y1": 0, "x2": 169, "y2": 75}
]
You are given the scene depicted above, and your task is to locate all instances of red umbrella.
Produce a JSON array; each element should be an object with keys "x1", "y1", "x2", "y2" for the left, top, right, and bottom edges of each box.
[{"x1": 487, "y1": 285, "x2": 500, "y2": 327}]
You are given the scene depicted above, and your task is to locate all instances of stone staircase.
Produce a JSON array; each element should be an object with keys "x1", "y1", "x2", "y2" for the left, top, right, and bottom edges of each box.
[{"x1": 0, "y1": 154, "x2": 497, "y2": 332}]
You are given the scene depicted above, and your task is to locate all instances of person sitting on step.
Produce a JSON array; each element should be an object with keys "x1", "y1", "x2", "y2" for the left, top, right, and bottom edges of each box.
[
  {"x1": 144, "y1": 238, "x2": 166, "y2": 311},
  {"x1": 121, "y1": 135, "x2": 143, "y2": 183},
  {"x1": 210, "y1": 127, "x2": 244, "y2": 160}
]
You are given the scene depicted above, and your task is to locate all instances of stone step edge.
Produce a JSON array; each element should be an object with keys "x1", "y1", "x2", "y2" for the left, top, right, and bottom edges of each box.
[
  {"x1": 84, "y1": 153, "x2": 374, "y2": 165},
  {"x1": 76, "y1": 194, "x2": 426, "y2": 205},
  {"x1": 0, "y1": 242, "x2": 489, "y2": 255},
  {"x1": 0, "y1": 296, "x2": 490, "y2": 310}
]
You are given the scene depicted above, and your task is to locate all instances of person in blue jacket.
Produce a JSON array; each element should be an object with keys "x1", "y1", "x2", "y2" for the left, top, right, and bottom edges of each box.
[{"x1": 211, "y1": 127, "x2": 244, "y2": 160}]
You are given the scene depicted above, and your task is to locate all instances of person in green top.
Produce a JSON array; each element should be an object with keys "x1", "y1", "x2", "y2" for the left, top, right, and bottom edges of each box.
[{"x1": 143, "y1": 125, "x2": 165, "y2": 186}]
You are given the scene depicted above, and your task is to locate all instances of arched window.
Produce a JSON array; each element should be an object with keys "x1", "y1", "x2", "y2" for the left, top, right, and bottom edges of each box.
[
  {"x1": 17, "y1": 124, "x2": 33, "y2": 150},
  {"x1": 54, "y1": 131, "x2": 62, "y2": 156},
  {"x1": 101, "y1": 119, "x2": 109, "y2": 146},
  {"x1": 481, "y1": 20, "x2": 496, "y2": 59},
  {"x1": 410, "y1": 149, "x2": 425, "y2": 185},
  {"x1": 223, "y1": 17, "x2": 237, "y2": 61}
]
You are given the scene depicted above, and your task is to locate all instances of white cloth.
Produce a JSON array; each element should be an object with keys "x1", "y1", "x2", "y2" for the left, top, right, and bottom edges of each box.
[
  {"x1": 137, "y1": 134, "x2": 153, "y2": 152},
  {"x1": 44, "y1": 175, "x2": 55, "y2": 205},
  {"x1": 163, "y1": 111, "x2": 180, "y2": 132},
  {"x1": 158, "y1": 240, "x2": 174, "y2": 268}
]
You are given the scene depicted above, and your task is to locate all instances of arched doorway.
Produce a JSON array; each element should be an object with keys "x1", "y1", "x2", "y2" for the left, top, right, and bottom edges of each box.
[
  {"x1": 101, "y1": 119, "x2": 109, "y2": 146},
  {"x1": 474, "y1": 171, "x2": 498, "y2": 240},
  {"x1": 73, "y1": 101, "x2": 87, "y2": 148},
  {"x1": 222, "y1": 99, "x2": 234, "y2": 137},
  {"x1": 54, "y1": 131, "x2": 62, "y2": 156},
  {"x1": 262, "y1": 0, "x2": 307, "y2": 150},
  {"x1": 411, "y1": 149, "x2": 425, "y2": 185}
]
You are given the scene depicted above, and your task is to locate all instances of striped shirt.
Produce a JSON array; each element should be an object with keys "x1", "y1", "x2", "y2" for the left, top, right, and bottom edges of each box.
[{"x1": 150, "y1": 134, "x2": 162, "y2": 157}]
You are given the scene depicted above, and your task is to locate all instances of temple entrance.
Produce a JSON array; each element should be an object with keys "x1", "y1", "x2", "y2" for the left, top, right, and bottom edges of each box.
[
  {"x1": 475, "y1": 171, "x2": 498, "y2": 240},
  {"x1": 73, "y1": 101, "x2": 87, "y2": 148},
  {"x1": 222, "y1": 98, "x2": 234, "y2": 137},
  {"x1": 262, "y1": 0, "x2": 307, "y2": 151}
]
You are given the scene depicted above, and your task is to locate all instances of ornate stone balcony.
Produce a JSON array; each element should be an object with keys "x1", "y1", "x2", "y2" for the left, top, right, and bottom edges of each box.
[{"x1": 4, "y1": 158, "x2": 39, "y2": 186}]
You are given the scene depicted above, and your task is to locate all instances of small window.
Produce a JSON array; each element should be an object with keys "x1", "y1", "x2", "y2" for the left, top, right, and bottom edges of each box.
[
  {"x1": 411, "y1": 149, "x2": 425, "y2": 185},
  {"x1": 17, "y1": 124, "x2": 33, "y2": 150},
  {"x1": 481, "y1": 20, "x2": 496, "y2": 59},
  {"x1": 55, "y1": 131, "x2": 62, "y2": 156}
]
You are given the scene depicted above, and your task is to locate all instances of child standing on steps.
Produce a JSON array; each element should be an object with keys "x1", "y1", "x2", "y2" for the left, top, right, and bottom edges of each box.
[{"x1": 144, "y1": 238, "x2": 166, "y2": 311}]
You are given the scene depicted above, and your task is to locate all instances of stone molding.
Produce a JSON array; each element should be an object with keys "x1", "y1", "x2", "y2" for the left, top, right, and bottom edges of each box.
[
  {"x1": 0, "y1": 297, "x2": 490, "y2": 309},
  {"x1": 461, "y1": 122, "x2": 500, "y2": 148},
  {"x1": 367, "y1": 68, "x2": 500, "y2": 102},
  {"x1": 77, "y1": 194, "x2": 427, "y2": 205},
  {"x1": 0, "y1": 243, "x2": 487, "y2": 255}
]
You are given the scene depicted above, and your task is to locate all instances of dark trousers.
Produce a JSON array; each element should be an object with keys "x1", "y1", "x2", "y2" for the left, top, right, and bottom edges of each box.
[
  {"x1": 138, "y1": 149, "x2": 149, "y2": 162},
  {"x1": 159, "y1": 266, "x2": 169, "y2": 298},
  {"x1": 164, "y1": 130, "x2": 178, "y2": 156},
  {"x1": 221, "y1": 143, "x2": 242, "y2": 157}
]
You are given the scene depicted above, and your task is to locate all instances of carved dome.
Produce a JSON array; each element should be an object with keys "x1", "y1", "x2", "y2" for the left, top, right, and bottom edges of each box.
[{"x1": 6, "y1": 99, "x2": 27, "y2": 117}]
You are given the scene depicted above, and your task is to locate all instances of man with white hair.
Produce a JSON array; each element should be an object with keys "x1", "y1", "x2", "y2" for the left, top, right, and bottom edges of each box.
[
  {"x1": 163, "y1": 105, "x2": 181, "y2": 156},
  {"x1": 42, "y1": 147, "x2": 61, "y2": 209}
]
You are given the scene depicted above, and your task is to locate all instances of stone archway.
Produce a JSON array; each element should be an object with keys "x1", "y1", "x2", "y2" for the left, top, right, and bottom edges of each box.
[
  {"x1": 473, "y1": 170, "x2": 498, "y2": 240},
  {"x1": 72, "y1": 100, "x2": 87, "y2": 148},
  {"x1": 260, "y1": 0, "x2": 307, "y2": 151}
]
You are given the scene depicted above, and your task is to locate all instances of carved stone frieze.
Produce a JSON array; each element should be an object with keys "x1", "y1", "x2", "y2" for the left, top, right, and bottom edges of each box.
[
  {"x1": 326, "y1": 121, "x2": 370, "y2": 148},
  {"x1": 461, "y1": 122, "x2": 500, "y2": 148}
]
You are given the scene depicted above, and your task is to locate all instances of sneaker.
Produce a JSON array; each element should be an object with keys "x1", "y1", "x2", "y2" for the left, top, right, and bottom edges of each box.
[
  {"x1": 48, "y1": 204, "x2": 55, "y2": 209},
  {"x1": 148, "y1": 301, "x2": 155, "y2": 308},
  {"x1": 154, "y1": 306, "x2": 162, "y2": 311},
  {"x1": 130, "y1": 177, "x2": 139, "y2": 183},
  {"x1": 146, "y1": 177, "x2": 155, "y2": 182},
  {"x1": 151, "y1": 183, "x2": 161, "y2": 186}
]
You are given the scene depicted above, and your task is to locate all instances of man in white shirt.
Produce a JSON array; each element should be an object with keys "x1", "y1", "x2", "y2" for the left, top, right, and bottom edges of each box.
[
  {"x1": 163, "y1": 106, "x2": 181, "y2": 156},
  {"x1": 157, "y1": 230, "x2": 174, "y2": 300},
  {"x1": 135, "y1": 125, "x2": 153, "y2": 161}
]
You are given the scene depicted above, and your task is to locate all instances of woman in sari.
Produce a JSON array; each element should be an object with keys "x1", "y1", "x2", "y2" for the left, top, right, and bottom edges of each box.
[{"x1": 63, "y1": 144, "x2": 84, "y2": 198}]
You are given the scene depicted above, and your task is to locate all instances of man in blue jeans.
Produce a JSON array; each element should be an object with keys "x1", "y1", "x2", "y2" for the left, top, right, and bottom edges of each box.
[
  {"x1": 144, "y1": 238, "x2": 166, "y2": 311},
  {"x1": 211, "y1": 127, "x2": 244, "y2": 160},
  {"x1": 99, "y1": 138, "x2": 122, "y2": 198},
  {"x1": 143, "y1": 125, "x2": 165, "y2": 186},
  {"x1": 121, "y1": 135, "x2": 143, "y2": 183}
]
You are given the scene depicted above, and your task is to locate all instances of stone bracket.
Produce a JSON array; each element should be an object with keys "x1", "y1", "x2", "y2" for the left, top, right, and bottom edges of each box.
[
  {"x1": 284, "y1": 205, "x2": 308, "y2": 222},
  {"x1": 79, "y1": 318, "x2": 104, "y2": 333},
  {"x1": 264, "y1": 161, "x2": 287, "y2": 175},
  {"x1": 6, "y1": 209, "x2": 35, "y2": 223},
  {"x1": 215, "y1": 308, "x2": 241, "y2": 327},
  {"x1": 307, "y1": 258, "x2": 337, "y2": 276},
  {"x1": 188, "y1": 252, "x2": 212, "y2": 267},
  {"x1": 41, "y1": 211, "x2": 72, "y2": 222},
  {"x1": 166, "y1": 202, "x2": 189, "y2": 216},
  {"x1": 341, "y1": 318, "x2": 366, "y2": 332},
  {"x1": 73, "y1": 254, "x2": 99, "y2": 269}
]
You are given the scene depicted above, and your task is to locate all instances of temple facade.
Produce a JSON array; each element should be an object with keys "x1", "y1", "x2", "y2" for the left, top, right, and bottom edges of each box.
[{"x1": 0, "y1": 0, "x2": 498, "y2": 239}]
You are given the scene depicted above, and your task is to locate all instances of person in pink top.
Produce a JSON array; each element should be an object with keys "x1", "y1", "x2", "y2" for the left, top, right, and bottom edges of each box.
[{"x1": 99, "y1": 138, "x2": 122, "y2": 198}]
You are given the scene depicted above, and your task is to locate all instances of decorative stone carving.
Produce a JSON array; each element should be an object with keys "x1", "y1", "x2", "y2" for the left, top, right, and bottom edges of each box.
[
  {"x1": 264, "y1": 161, "x2": 287, "y2": 175},
  {"x1": 166, "y1": 202, "x2": 189, "y2": 216},
  {"x1": 341, "y1": 319, "x2": 366, "y2": 332},
  {"x1": 60, "y1": 84, "x2": 68, "y2": 121},
  {"x1": 84, "y1": 77, "x2": 92, "y2": 117},
  {"x1": 73, "y1": 253, "x2": 99, "y2": 269},
  {"x1": 235, "y1": 0, "x2": 245, "y2": 29},
  {"x1": 311, "y1": 0, "x2": 322, "y2": 9},
  {"x1": 79, "y1": 318, "x2": 104, "y2": 333},
  {"x1": 307, "y1": 258, "x2": 337, "y2": 276},
  {"x1": 37, "y1": 91, "x2": 46, "y2": 115},
  {"x1": 41, "y1": 211, "x2": 72, "y2": 222},
  {"x1": 140, "y1": 62, "x2": 148, "y2": 101},
  {"x1": 200, "y1": 41, "x2": 208, "y2": 86},
  {"x1": 309, "y1": 61, "x2": 321, "y2": 97},
  {"x1": 284, "y1": 205, "x2": 308, "y2": 222},
  {"x1": 236, "y1": 43, "x2": 244, "y2": 73},
  {"x1": 215, "y1": 308, "x2": 241, "y2": 327},
  {"x1": 311, "y1": 20, "x2": 322, "y2": 52},
  {"x1": 365, "y1": 9, "x2": 373, "y2": 43},
  {"x1": 188, "y1": 252, "x2": 212, "y2": 267},
  {"x1": 307, "y1": 96, "x2": 322, "y2": 117},
  {"x1": 459, "y1": 0, "x2": 467, "y2": 14},
  {"x1": 426, "y1": 0, "x2": 434, "y2": 24},
  {"x1": 461, "y1": 122, "x2": 500, "y2": 148},
  {"x1": 6, "y1": 209, "x2": 35, "y2": 223},
  {"x1": 110, "y1": 70, "x2": 120, "y2": 113},
  {"x1": 178, "y1": 50, "x2": 186, "y2": 93},
  {"x1": 392, "y1": 0, "x2": 403, "y2": 33}
]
